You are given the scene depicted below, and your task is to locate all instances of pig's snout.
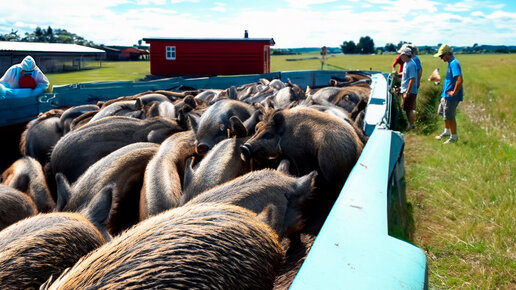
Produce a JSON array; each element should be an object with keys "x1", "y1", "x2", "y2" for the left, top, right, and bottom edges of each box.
[
  {"x1": 240, "y1": 144, "x2": 252, "y2": 161},
  {"x1": 197, "y1": 143, "x2": 210, "y2": 155}
]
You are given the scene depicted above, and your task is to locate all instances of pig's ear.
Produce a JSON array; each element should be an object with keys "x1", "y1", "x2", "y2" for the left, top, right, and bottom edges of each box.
[
  {"x1": 183, "y1": 95, "x2": 197, "y2": 109},
  {"x1": 182, "y1": 157, "x2": 195, "y2": 191},
  {"x1": 283, "y1": 171, "x2": 318, "y2": 236},
  {"x1": 135, "y1": 98, "x2": 143, "y2": 110},
  {"x1": 228, "y1": 86, "x2": 237, "y2": 100},
  {"x1": 272, "y1": 111, "x2": 285, "y2": 133},
  {"x1": 9, "y1": 172, "x2": 30, "y2": 193},
  {"x1": 277, "y1": 159, "x2": 290, "y2": 174},
  {"x1": 229, "y1": 116, "x2": 247, "y2": 138},
  {"x1": 55, "y1": 173, "x2": 72, "y2": 211},
  {"x1": 256, "y1": 204, "x2": 279, "y2": 231},
  {"x1": 83, "y1": 184, "x2": 114, "y2": 230},
  {"x1": 243, "y1": 110, "x2": 261, "y2": 136},
  {"x1": 188, "y1": 114, "x2": 200, "y2": 133}
]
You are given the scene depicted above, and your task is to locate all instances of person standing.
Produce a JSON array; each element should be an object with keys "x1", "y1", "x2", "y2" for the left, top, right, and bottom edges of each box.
[
  {"x1": 434, "y1": 44, "x2": 463, "y2": 144},
  {"x1": 398, "y1": 45, "x2": 418, "y2": 130},
  {"x1": 0, "y1": 55, "x2": 49, "y2": 99}
]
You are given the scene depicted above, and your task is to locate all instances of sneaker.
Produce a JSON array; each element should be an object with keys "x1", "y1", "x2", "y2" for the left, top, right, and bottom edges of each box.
[
  {"x1": 443, "y1": 135, "x2": 458, "y2": 144},
  {"x1": 407, "y1": 124, "x2": 415, "y2": 131},
  {"x1": 435, "y1": 132, "x2": 450, "y2": 140}
]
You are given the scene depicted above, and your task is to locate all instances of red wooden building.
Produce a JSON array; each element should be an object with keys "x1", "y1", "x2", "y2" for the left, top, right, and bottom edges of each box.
[{"x1": 143, "y1": 37, "x2": 275, "y2": 76}]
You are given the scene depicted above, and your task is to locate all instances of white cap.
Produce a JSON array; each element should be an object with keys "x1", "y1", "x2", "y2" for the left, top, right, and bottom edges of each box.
[
  {"x1": 21, "y1": 56, "x2": 36, "y2": 71},
  {"x1": 397, "y1": 46, "x2": 412, "y2": 56}
]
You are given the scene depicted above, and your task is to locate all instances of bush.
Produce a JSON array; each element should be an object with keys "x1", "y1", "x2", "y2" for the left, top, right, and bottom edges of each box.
[{"x1": 415, "y1": 83, "x2": 441, "y2": 134}]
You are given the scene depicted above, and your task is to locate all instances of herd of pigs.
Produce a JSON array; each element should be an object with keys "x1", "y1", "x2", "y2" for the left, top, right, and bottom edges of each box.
[{"x1": 0, "y1": 72, "x2": 371, "y2": 289}]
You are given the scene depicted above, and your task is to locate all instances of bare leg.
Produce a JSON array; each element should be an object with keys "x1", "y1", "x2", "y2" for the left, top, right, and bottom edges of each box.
[
  {"x1": 407, "y1": 110, "x2": 416, "y2": 125},
  {"x1": 445, "y1": 120, "x2": 457, "y2": 134}
]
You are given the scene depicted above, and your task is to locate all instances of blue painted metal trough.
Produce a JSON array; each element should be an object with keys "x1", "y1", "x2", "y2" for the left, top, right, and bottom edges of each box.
[{"x1": 0, "y1": 70, "x2": 427, "y2": 288}]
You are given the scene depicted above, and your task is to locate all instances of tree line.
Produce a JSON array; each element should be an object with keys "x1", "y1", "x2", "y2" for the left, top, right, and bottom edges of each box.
[{"x1": 0, "y1": 26, "x2": 96, "y2": 46}]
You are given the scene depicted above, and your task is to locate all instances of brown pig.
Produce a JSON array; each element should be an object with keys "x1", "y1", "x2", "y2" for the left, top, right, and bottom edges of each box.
[
  {"x1": 0, "y1": 185, "x2": 113, "y2": 289},
  {"x1": 181, "y1": 115, "x2": 252, "y2": 203},
  {"x1": 43, "y1": 203, "x2": 284, "y2": 290},
  {"x1": 20, "y1": 109, "x2": 64, "y2": 166},
  {"x1": 189, "y1": 99, "x2": 256, "y2": 155},
  {"x1": 56, "y1": 142, "x2": 159, "y2": 235},
  {"x1": 50, "y1": 116, "x2": 185, "y2": 185},
  {"x1": 241, "y1": 107, "x2": 364, "y2": 196},
  {"x1": 0, "y1": 184, "x2": 37, "y2": 230},
  {"x1": 139, "y1": 130, "x2": 197, "y2": 220},
  {"x1": 1, "y1": 156, "x2": 55, "y2": 212},
  {"x1": 183, "y1": 168, "x2": 317, "y2": 236}
]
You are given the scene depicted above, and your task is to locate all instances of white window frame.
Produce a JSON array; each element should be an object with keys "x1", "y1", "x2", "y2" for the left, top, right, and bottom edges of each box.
[{"x1": 166, "y1": 46, "x2": 176, "y2": 60}]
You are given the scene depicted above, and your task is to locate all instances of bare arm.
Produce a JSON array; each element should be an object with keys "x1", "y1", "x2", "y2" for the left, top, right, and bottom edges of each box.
[{"x1": 447, "y1": 75, "x2": 463, "y2": 96}]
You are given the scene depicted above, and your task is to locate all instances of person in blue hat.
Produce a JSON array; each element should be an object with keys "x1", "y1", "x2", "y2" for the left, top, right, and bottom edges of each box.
[{"x1": 0, "y1": 55, "x2": 49, "y2": 99}]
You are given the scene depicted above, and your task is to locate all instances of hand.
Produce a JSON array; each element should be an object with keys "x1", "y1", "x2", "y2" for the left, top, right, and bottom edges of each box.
[{"x1": 447, "y1": 90, "x2": 455, "y2": 97}]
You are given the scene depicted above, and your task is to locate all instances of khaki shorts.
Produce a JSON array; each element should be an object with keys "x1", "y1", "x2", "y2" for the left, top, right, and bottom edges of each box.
[
  {"x1": 402, "y1": 93, "x2": 417, "y2": 111},
  {"x1": 437, "y1": 98, "x2": 459, "y2": 121}
]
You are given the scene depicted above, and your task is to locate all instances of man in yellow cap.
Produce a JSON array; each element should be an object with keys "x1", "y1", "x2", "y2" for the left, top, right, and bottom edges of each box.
[{"x1": 434, "y1": 44, "x2": 463, "y2": 144}]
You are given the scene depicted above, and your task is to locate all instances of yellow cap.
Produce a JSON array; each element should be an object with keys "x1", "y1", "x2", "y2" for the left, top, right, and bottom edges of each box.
[{"x1": 434, "y1": 44, "x2": 452, "y2": 57}]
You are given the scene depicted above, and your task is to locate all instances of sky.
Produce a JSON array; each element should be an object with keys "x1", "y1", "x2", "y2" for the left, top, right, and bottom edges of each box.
[{"x1": 1, "y1": 0, "x2": 515, "y2": 48}]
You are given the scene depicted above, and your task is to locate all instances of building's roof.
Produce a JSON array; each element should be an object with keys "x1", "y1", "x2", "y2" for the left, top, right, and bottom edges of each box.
[
  {"x1": 143, "y1": 37, "x2": 275, "y2": 45},
  {"x1": 0, "y1": 41, "x2": 105, "y2": 54}
]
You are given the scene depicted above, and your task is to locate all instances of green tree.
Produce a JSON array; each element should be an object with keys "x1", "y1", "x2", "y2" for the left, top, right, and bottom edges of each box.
[
  {"x1": 34, "y1": 27, "x2": 45, "y2": 42},
  {"x1": 0, "y1": 29, "x2": 21, "y2": 41},
  {"x1": 385, "y1": 43, "x2": 396, "y2": 52},
  {"x1": 357, "y1": 36, "x2": 375, "y2": 54},
  {"x1": 341, "y1": 41, "x2": 356, "y2": 54},
  {"x1": 44, "y1": 26, "x2": 55, "y2": 43}
]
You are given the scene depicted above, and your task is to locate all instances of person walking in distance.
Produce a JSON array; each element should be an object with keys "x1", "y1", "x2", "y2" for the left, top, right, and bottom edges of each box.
[{"x1": 434, "y1": 44, "x2": 463, "y2": 144}]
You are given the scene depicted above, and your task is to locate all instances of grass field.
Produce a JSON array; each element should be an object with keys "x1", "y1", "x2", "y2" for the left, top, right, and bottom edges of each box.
[{"x1": 46, "y1": 53, "x2": 516, "y2": 289}]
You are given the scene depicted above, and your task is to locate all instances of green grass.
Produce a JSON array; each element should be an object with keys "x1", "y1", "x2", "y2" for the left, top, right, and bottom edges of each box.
[
  {"x1": 46, "y1": 61, "x2": 151, "y2": 86},
  {"x1": 45, "y1": 53, "x2": 516, "y2": 289}
]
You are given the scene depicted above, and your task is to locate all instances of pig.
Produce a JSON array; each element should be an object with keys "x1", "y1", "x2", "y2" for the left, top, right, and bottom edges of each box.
[
  {"x1": 88, "y1": 98, "x2": 145, "y2": 123},
  {"x1": 189, "y1": 99, "x2": 256, "y2": 155},
  {"x1": 56, "y1": 142, "x2": 159, "y2": 235},
  {"x1": 0, "y1": 185, "x2": 113, "y2": 289},
  {"x1": 241, "y1": 107, "x2": 364, "y2": 197},
  {"x1": 0, "y1": 184, "x2": 37, "y2": 230},
  {"x1": 139, "y1": 131, "x2": 197, "y2": 220},
  {"x1": 1, "y1": 156, "x2": 55, "y2": 212},
  {"x1": 20, "y1": 109, "x2": 64, "y2": 166},
  {"x1": 183, "y1": 168, "x2": 317, "y2": 236},
  {"x1": 50, "y1": 116, "x2": 186, "y2": 185},
  {"x1": 42, "y1": 203, "x2": 284, "y2": 290},
  {"x1": 59, "y1": 104, "x2": 100, "y2": 134},
  {"x1": 181, "y1": 115, "x2": 252, "y2": 202}
]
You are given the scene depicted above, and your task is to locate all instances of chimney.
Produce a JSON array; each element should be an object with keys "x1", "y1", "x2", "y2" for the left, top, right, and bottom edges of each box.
[{"x1": 244, "y1": 30, "x2": 249, "y2": 39}]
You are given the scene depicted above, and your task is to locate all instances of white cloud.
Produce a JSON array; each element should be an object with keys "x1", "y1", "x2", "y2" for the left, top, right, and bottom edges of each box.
[
  {"x1": 211, "y1": 2, "x2": 226, "y2": 12},
  {"x1": 285, "y1": 0, "x2": 337, "y2": 9},
  {"x1": 444, "y1": 2, "x2": 473, "y2": 12},
  {"x1": 136, "y1": 0, "x2": 167, "y2": 4},
  {"x1": 170, "y1": 0, "x2": 200, "y2": 3},
  {"x1": 0, "y1": 0, "x2": 514, "y2": 47},
  {"x1": 471, "y1": 11, "x2": 486, "y2": 18}
]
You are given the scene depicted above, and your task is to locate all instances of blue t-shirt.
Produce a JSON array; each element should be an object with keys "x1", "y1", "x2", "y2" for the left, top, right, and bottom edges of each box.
[
  {"x1": 401, "y1": 59, "x2": 418, "y2": 94},
  {"x1": 442, "y1": 56, "x2": 463, "y2": 101},
  {"x1": 413, "y1": 55, "x2": 422, "y2": 71}
]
